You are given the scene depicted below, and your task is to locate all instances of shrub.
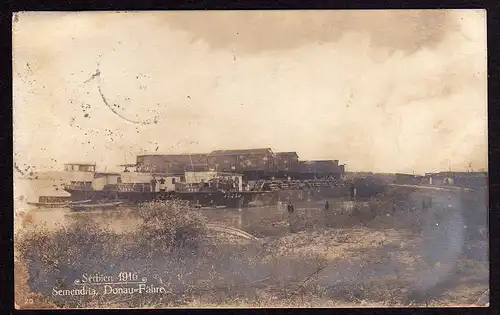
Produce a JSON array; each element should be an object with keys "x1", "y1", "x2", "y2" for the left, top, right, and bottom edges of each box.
[
  {"x1": 134, "y1": 200, "x2": 208, "y2": 254},
  {"x1": 15, "y1": 200, "x2": 209, "y2": 308},
  {"x1": 16, "y1": 215, "x2": 120, "y2": 307}
]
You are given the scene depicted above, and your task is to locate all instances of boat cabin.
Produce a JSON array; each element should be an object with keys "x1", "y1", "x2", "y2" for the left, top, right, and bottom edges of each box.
[
  {"x1": 92, "y1": 172, "x2": 121, "y2": 190},
  {"x1": 38, "y1": 195, "x2": 71, "y2": 204},
  {"x1": 184, "y1": 171, "x2": 243, "y2": 192},
  {"x1": 118, "y1": 164, "x2": 140, "y2": 173},
  {"x1": 31, "y1": 186, "x2": 71, "y2": 204},
  {"x1": 61, "y1": 163, "x2": 96, "y2": 190},
  {"x1": 64, "y1": 163, "x2": 96, "y2": 172}
]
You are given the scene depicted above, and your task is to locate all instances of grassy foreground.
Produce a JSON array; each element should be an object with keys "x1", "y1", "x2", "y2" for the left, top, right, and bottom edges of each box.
[{"x1": 15, "y1": 195, "x2": 488, "y2": 309}]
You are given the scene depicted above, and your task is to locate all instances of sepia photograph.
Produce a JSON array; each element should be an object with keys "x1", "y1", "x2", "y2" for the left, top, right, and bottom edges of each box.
[{"x1": 13, "y1": 10, "x2": 488, "y2": 309}]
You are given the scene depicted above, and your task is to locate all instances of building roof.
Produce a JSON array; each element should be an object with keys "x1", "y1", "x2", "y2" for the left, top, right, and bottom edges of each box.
[
  {"x1": 209, "y1": 148, "x2": 274, "y2": 156},
  {"x1": 431, "y1": 171, "x2": 488, "y2": 177},
  {"x1": 276, "y1": 152, "x2": 299, "y2": 158},
  {"x1": 302, "y1": 160, "x2": 337, "y2": 164},
  {"x1": 137, "y1": 153, "x2": 208, "y2": 158}
]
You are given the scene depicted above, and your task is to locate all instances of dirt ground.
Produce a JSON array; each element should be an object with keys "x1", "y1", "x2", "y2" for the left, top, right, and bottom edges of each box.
[
  {"x1": 188, "y1": 225, "x2": 488, "y2": 307},
  {"x1": 15, "y1": 224, "x2": 488, "y2": 308}
]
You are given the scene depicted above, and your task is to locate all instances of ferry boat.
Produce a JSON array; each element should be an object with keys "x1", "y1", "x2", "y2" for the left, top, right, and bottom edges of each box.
[
  {"x1": 59, "y1": 163, "x2": 384, "y2": 208},
  {"x1": 64, "y1": 183, "x2": 270, "y2": 208},
  {"x1": 60, "y1": 163, "x2": 270, "y2": 208},
  {"x1": 21, "y1": 180, "x2": 92, "y2": 209}
]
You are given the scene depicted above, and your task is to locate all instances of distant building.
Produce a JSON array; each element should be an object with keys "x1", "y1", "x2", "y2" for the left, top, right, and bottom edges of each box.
[
  {"x1": 394, "y1": 173, "x2": 424, "y2": 185},
  {"x1": 425, "y1": 171, "x2": 487, "y2": 188},
  {"x1": 136, "y1": 154, "x2": 208, "y2": 174},
  {"x1": 207, "y1": 148, "x2": 277, "y2": 172},
  {"x1": 276, "y1": 152, "x2": 300, "y2": 172},
  {"x1": 184, "y1": 164, "x2": 213, "y2": 172},
  {"x1": 135, "y1": 149, "x2": 345, "y2": 181},
  {"x1": 299, "y1": 160, "x2": 344, "y2": 179}
]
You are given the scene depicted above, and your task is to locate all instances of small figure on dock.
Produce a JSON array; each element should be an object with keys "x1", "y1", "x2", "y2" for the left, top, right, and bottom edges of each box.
[
  {"x1": 324, "y1": 201, "x2": 334, "y2": 228},
  {"x1": 159, "y1": 177, "x2": 166, "y2": 193},
  {"x1": 286, "y1": 203, "x2": 296, "y2": 232},
  {"x1": 349, "y1": 184, "x2": 356, "y2": 200},
  {"x1": 150, "y1": 176, "x2": 157, "y2": 193}
]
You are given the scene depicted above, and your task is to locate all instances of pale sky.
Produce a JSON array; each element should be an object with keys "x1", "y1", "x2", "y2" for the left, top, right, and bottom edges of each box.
[{"x1": 13, "y1": 10, "x2": 487, "y2": 174}]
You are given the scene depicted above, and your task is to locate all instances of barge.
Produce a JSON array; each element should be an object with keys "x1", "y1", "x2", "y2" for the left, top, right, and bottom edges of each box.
[
  {"x1": 63, "y1": 177, "x2": 382, "y2": 208},
  {"x1": 63, "y1": 186, "x2": 274, "y2": 208},
  {"x1": 58, "y1": 162, "x2": 385, "y2": 208}
]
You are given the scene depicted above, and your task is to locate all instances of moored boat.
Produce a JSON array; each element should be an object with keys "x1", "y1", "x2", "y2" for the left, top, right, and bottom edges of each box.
[
  {"x1": 27, "y1": 199, "x2": 92, "y2": 209},
  {"x1": 70, "y1": 201, "x2": 123, "y2": 211},
  {"x1": 59, "y1": 162, "x2": 356, "y2": 208}
]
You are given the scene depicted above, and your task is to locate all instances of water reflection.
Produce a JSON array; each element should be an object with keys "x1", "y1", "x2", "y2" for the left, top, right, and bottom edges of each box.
[{"x1": 16, "y1": 199, "x2": 359, "y2": 238}]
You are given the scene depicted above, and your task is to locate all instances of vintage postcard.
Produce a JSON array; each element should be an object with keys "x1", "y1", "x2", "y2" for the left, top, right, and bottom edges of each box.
[{"x1": 13, "y1": 10, "x2": 488, "y2": 309}]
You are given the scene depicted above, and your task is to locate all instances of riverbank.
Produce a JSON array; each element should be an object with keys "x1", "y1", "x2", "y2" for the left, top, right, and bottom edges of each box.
[
  {"x1": 15, "y1": 195, "x2": 488, "y2": 308},
  {"x1": 15, "y1": 225, "x2": 488, "y2": 308}
]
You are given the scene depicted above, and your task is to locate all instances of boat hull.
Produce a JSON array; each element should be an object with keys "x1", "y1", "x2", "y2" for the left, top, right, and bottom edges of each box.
[
  {"x1": 63, "y1": 177, "x2": 387, "y2": 208},
  {"x1": 63, "y1": 189, "x2": 261, "y2": 208},
  {"x1": 27, "y1": 199, "x2": 92, "y2": 209},
  {"x1": 70, "y1": 201, "x2": 123, "y2": 211},
  {"x1": 63, "y1": 186, "x2": 363, "y2": 208}
]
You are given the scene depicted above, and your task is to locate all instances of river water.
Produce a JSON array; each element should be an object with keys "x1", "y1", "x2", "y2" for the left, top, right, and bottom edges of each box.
[
  {"x1": 15, "y1": 198, "x2": 361, "y2": 237},
  {"x1": 14, "y1": 177, "x2": 357, "y2": 236}
]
